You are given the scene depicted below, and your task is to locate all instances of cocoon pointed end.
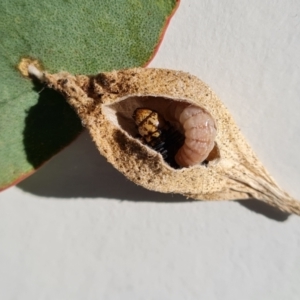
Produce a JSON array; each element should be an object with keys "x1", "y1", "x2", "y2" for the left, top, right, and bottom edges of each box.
[{"x1": 37, "y1": 67, "x2": 300, "y2": 215}]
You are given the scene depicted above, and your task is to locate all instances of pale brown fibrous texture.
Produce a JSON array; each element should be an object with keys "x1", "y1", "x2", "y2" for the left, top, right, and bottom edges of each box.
[{"x1": 41, "y1": 68, "x2": 300, "y2": 215}]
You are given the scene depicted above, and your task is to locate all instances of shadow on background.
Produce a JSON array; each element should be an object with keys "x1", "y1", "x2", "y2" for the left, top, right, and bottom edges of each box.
[
  {"x1": 236, "y1": 199, "x2": 289, "y2": 222},
  {"x1": 19, "y1": 129, "x2": 188, "y2": 203},
  {"x1": 18, "y1": 129, "x2": 290, "y2": 221},
  {"x1": 23, "y1": 82, "x2": 82, "y2": 168}
]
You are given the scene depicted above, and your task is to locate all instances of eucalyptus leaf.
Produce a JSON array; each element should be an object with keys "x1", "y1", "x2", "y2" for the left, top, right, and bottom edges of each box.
[{"x1": 0, "y1": 0, "x2": 179, "y2": 190}]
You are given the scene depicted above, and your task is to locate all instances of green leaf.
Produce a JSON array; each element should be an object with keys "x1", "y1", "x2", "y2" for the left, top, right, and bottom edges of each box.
[{"x1": 0, "y1": 0, "x2": 179, "y2": 190}]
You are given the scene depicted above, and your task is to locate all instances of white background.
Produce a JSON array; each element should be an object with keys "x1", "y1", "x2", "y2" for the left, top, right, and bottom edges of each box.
[{"x1": 1, "y1": 1, "x2": 300, "y2": 299}]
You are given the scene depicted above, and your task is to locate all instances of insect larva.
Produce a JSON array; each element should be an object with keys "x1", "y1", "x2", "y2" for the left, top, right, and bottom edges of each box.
[
  {"x1": 133, "y1": 108, "x2": 185, "y2": 169},
  {"x1": 133, "y1": 103, "x2": 216, "y2": 168},
  {"x1": 169, "y1": 103, "x2": 217, "y2": 167}
]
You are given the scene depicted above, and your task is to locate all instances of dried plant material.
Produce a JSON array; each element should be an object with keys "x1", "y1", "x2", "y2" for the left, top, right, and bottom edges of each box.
[{"x1": 29, "y1": 66, "x2": 300, "y2": 215}]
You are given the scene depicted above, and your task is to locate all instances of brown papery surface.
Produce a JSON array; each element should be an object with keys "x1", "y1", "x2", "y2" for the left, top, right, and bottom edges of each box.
[{"x1": 41, "y1": 68, "x2": 300, "y2": 215}]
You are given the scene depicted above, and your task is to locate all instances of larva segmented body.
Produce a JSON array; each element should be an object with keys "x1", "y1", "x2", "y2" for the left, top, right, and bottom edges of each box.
[
  {"x1": 168, "y1": 103, "x2": 216, "y2": 167},
  {"x1": 133, "y1": 103, "x2": 216, "y2": 168}
]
